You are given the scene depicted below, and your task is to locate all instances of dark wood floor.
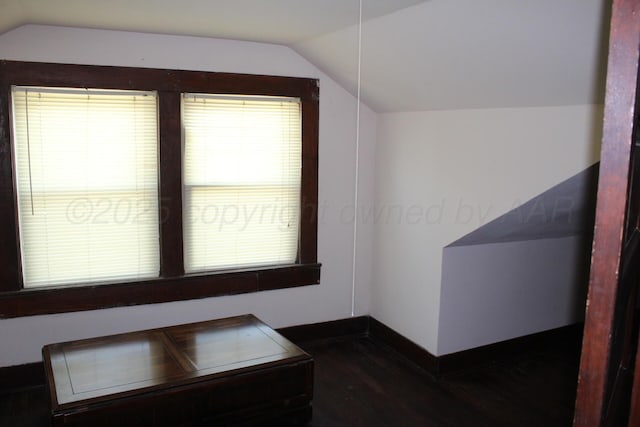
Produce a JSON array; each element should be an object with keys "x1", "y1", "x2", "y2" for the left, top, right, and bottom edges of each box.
[{"x1": 0, "y1": 334, "x2": 580, "y2": 427}]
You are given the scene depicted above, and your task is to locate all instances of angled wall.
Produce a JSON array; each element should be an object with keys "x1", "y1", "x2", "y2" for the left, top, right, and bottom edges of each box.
[
  {"x1": 439, "y1": 235, "x2": 591, "y2": 355},
  {"x1": 372, "y1": 105, "x2": 602, "y2": 355},
  {"x1": 437, "y1": 165, "x2": 598, "y2": 354}
]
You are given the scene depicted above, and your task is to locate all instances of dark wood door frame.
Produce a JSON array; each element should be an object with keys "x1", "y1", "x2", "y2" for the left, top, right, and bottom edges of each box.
[{"x1": 574, "y1": 0, "x2": 640, "y2": 425}]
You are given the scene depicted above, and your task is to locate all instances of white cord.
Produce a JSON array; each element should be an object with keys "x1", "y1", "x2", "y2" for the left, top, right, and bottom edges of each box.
[{"x1": 350, "y1": 0, "x2": 363, "y2": 317}]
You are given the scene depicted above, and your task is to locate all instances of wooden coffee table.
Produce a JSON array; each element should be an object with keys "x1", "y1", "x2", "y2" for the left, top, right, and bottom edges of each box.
[{"x1": 42, "y1": 314, "x2": 313, "y2": 426}]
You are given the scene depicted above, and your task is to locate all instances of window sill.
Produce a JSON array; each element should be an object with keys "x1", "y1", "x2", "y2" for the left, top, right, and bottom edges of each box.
[{"x1": 0, "y1": 263, "x2": 321, "y2": 318}]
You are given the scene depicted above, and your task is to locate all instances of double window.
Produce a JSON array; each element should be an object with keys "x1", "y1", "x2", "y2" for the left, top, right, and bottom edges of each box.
[{"x1": 0, "y1": 60, "x2": 320, "y2": 317}]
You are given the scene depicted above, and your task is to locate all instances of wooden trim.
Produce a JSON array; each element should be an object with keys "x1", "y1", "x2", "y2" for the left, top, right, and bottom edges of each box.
[
  {"x1": 277, "y1": 316, "x2": 369, "y2": 343},
  {"x1": 0, "y1": 361, "x2": 44, "y2": 393},
  {"x1": 0, "y1": 60, "x2": 320, "y2": 317},
  {"x1": 368, "y1": 317, "x2": 440, "y2": 375},
  {"x1": 0, "y1": 316, "x2": 583, "y2": 393},
  {"x1": 0, "y1": 61, "x2": 318, "y2": 99},
  {"x1": 438, "y1": 323, "x2": 583, "y2": 375},
  {"x1": 369, "y1": 317, "x2": 583, "y2": 377},
  {"x1": 628, "y1": 328, "x2": 640, "y2": 425},
  {"x1": 0, "y1": 264, "x2": 320, "y2": 318},
  {"x1": 573, "y1": 0, "x2": 640, "y2": 425},
  {"x1": 158, "y1": 91, "x2": 184, "y2": 278},
  {"x1": 258, "y1": 264, "x2": 322, "y2": 291},
  {"x1": 0, "y1": 81, "x2": 21, "y2": 292},
  {"x1": 299, "y1": 89, "x2": 319, "y2": 264}
]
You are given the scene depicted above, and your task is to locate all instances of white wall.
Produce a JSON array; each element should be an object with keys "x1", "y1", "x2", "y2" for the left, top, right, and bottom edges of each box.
[
  {"x1": 439, "y1": 236, "x2": 591, "y2": 355},
  {"x1": 0, "y1": 25, "x2": 605, "y2": 366},
  {"x1": 372, "y1": 105, "x2": 602, "y2": 355},
  {"x1": 0, "y1": 25, "x2": 376, "y2": 367}
]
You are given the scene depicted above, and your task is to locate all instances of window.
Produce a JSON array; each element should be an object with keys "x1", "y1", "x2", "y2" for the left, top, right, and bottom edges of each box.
[
  {"x1": 12, "y1": 87, "x2": 160, "y2": 287},
  {"x1": 0, "y1": 60, "x2": 320, "y2": 317},
  {"x1": 182, "y1": 94, "x2": 301, "y2": 272}
]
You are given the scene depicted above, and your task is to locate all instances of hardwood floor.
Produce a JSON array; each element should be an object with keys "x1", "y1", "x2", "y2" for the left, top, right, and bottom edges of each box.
[
  {"x1": 304, "y1": 335, "x2": 579, "y2": 427},
  {"x1": 0, "y1": 334, "x2": 580, "y2": 427}
]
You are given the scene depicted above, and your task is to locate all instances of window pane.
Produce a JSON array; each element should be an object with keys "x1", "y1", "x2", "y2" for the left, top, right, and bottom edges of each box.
[
  {"x1": 12, "y1": 87, "x2": 160, "y2": 287},
  {"x1": 182, "y1": 94, "x2": 301, "y2": 272}
]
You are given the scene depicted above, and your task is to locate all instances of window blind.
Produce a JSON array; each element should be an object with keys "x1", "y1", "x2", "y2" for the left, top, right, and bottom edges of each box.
[
  {"x1": 11, "y1": 87, "x2": 160, "y2": 288},
  {"x1": 182, "y1": 94, "x2": 302, "y2": 272}
]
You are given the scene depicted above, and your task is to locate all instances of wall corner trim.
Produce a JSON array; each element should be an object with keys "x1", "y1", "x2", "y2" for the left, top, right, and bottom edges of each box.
[{"x1": 0, "y1": 316, "x2": 583, "y2": 393}]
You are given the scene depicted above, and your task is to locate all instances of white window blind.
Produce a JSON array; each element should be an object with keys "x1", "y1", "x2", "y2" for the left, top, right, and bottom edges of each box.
[
  {"x1": 11, "y1": 86, "x2": 160, "y2": 288},
  {"x1": 182, "y1": 94, "x2": 302, "y2": 272}
]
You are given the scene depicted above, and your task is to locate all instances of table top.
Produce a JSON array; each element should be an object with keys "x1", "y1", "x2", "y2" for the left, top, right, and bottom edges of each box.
[{"x1": 42, "y1": 314, "x2": 310, "y2": 411}]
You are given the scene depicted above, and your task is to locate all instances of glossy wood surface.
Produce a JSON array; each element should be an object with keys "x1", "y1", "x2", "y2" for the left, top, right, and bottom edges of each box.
[
  {"x1": 573, "y1": 0, "x2": 640, "y2": 425},
  {"x1": 43, "y1": 314, "x2": 310, "y2": 412}
]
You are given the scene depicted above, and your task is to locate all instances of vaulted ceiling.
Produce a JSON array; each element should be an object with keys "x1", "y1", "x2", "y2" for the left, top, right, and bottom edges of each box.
[{"x1": 0, "y1": 0, "x2": 610, "y2": 112}]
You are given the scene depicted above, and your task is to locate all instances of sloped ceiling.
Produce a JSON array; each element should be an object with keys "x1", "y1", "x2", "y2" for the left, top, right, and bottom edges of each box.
[
  {"x1": 294, "y1": 0, "x2": 610, "y2": 111},
  {"x1": 0, "y1": 0, "x2": 426, "y2": 44},
  {"x1": 0, "y1": 0, "x2": 610, "y2": 112}
]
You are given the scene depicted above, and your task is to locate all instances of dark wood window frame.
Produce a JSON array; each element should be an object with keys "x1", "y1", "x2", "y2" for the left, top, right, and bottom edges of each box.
[{"x1": 0, "y1": 60, "x2": 320, "y2": 318}]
